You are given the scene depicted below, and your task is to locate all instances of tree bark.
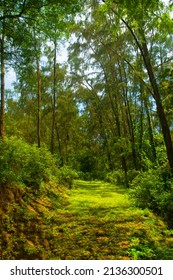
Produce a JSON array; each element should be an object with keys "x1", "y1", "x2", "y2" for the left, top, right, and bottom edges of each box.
[
  {"x1": 121, "y1": 18, "x2": 173, "y2": 174},
  {"x1": 106, "y1": 59, "x2": 128, "y2": 185},
  {"x1": 139, "y1": 95, "x2": 144, "y2": 155},
  {"x1": 55, "y1": 124, "x2": 63, "y2": 166},
  {"x1": 120, "y1": 61, "x2": 138, "y2": 170},
  {"x1": 51, "y1": 41, "x2": 57, "y2": 154},
  {"x1": 141, "y1": 39, "x2": 173, "y2": 172},
  {"x1": 144, "y1": 98, "x2": 157, "y2": 162},
  {"x1": 108, "y1": 83, "x2": 128, "y2": 185},
  {"x1": 0, "y1": 24, "x2": 5, "y2": 142},
  {"x1": 36, "y1": 59, "x2": 41, "y2": 148}
]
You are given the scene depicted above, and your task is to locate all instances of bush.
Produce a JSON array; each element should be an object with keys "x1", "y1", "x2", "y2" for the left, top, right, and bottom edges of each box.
[
  {"x1": 130, "y1": 164, "x2": 173, "y2": 227},
  {"x1": 106, "y1": 169, "x2": 125, "y2": 185},
  {"x1": 127, "y1": 169, "x2": 140, "y2": 184},
  {"x1": 105, "y1": 169, "x2": 139, "y2": 187},
  {"x1": 0, "y1": 137, "x2": 59, "y2": 188},
  {"x1": 57, "y1": 165, "x2": 79, "y2": 188}
]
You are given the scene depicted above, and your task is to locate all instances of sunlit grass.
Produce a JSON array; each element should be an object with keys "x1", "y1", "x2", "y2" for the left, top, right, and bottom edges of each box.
[
  {"x1": 67, "y1": 180, "x2": 130, "y2": 216},
  {"x1": 61, "y1": 180, "x2": 173, "y2": 260}
]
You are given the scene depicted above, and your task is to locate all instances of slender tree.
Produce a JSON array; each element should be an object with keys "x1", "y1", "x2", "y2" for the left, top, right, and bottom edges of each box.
[{"x1": 0, "y1": 20, "x2": 5, "y2": 141}]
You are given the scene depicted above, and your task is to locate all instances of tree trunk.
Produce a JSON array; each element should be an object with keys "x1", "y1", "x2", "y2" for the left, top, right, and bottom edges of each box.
[
  {"x1": 55, "y1": 124, "x2": 63, "y2": 166},
  {"x1": 120, "y1": 62, "x2": 138, "y2": 170},
  {"x1": 144, "y1": 98, "x2": 157, "y2": 162},
  {"x1": 121, "y1": 18, "x2": 173, "y2": 174},
  {"x1": 51, "y1": 41, "x2": 57, "y2": 154},
  {"x1": 0, "y1": 25, "x2": 5, "y2": 142},
  {"x1": 108, "y1": 62, "x2": 128, "y2": 185},
  {"x1": 141, "y1": 39, "x2": 173, "y2": 172},
  {"x1": 109, "y1": 87, "x2": 128, "y2": 185},
  {"x1": 139, "y1": 96, "x2": 144, "y2": 155},
  {"x1": 98, "y1": 109, "x2": 114, "y2": 170},
  {"x1": 36, "y1": 59, "x2": 41, "y2": 148}
]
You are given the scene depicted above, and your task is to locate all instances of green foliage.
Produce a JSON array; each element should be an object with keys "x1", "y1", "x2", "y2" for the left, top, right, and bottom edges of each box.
[
  {"x1": 130, "y1": 164, "x2": 173, "y2": 226},
  {"x1": 127, "y1": 169, "x2": 140, "y2": 184},
  {"x1": 75, "y1": 152, "x2": 100, "y2": 180},
  {"x1": 106, "y1": 169, "x2": 139, "y2": 186},
  {"x1": 58, "y1": 165, "x2": 79, "y2": 188},
  {"x1": 106, "y1": 169, "x2": 125, "y2": 185},
  {"x1": 0, "y1": 137, "x2": 59, "y2": 188},
  {"x1": 127, "y1": 246, "x2": 156, "y2": 260},
  {"x1": 78, "y1": 153, "x2": 96, "y2": 173}
]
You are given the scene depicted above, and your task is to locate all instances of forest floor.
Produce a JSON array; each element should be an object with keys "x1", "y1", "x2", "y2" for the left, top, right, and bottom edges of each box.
[
  {"x1": 54, "y1": 180, "x2": 173, "y2": 260},
  {"x1": 1, "y1": 180, "x2": 173, "y2": 259}
]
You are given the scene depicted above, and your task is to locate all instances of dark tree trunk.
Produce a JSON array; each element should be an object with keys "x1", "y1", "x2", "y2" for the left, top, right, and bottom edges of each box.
[
  {"x1": 120, "y1": 62, "x2": 138, "y2": 170},
  {"x1": 121, "y1": 18, "x2": 173, "y2": 175},
  {"x1": 51, "y1": 42, "x2": 57, "y2": 154},
  {"x1": 108, "y1": 62, "x2": 128, "y2": 185},
  {"x1": 139, "y1": 83, "x2": 144, "y2": 156},
  {"x1": 109, "y1": 88, "x2": 128, "y2": 185},
  {"x1": 139, "y1": 82, "x2": 156, "y2": 164},
  {"x1": 0, "y1": 24, "x2": 5, "y2": 142},
  {"x1": 55, "y1": 124, "x2": 63, "y2": 166},
  {"x1": 98, "y1": 110, "x2": 114, "y2": 170},
  {"x1": 36, "y1": 59, "x2": 41, "y2": 148},
  {"x1": 141, "y1": 39, "x2": 173, "y2": 172}
]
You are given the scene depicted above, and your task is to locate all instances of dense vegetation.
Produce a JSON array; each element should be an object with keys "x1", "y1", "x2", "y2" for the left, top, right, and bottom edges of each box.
[{"x1": 1, "y1": 0, "x2": 173, "y2": 259}]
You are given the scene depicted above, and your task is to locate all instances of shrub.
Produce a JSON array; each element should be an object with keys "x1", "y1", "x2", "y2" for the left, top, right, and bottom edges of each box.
[
  {"x1": 127, "y1": 169, "x2": 140, "y2": 184},
  {"x1": 57, "y1": 165, "x2": 79, "y2": 188},
  {"x1": 0, "y1": 137, "x2": 59, "y2": 188},
  {"x1": 130, "y1": 164, "x2": 173, "y2": 227},
  {"x1": 106, "y1": 169, "x2": 125, "y2": 185}
]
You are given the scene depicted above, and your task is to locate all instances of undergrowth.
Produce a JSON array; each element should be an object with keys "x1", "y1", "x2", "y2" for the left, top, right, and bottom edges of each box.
[
  {"x1": 0, "y1": 137, "x2": 58, "y2": 188},
  {"x1": 130, "y1": 163, "x2": 173, "y2": 228},
  {"x1": 0, "y1": 137, "x2": 78, "y2": 189}
]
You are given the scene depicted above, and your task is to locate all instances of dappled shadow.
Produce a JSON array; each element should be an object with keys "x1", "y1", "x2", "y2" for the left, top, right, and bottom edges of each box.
[{"x1": 73, "y1": 180, "x2": 128, "y2": 195}]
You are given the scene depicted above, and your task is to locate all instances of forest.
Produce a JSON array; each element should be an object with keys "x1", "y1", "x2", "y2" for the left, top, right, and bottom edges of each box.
[{"x1": 1, "y1": 0, "x2": 173, "y2": 260}]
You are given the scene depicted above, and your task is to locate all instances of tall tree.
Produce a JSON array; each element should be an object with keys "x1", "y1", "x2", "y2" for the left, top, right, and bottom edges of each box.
[
  {"x1": 0, "y1": 0, "x2": 83, "y2": 142},
  {"x1": 101, "y1": 0, "x2": 173, "y2": 173},
  {"x1": 0, "y1": 20, "x2": 5, "y2": 141}
]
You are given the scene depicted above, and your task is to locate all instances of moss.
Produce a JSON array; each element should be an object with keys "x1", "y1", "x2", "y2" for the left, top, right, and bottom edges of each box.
[{"x1": 1, "y1": 180, "x2": 173, "y2": 260}]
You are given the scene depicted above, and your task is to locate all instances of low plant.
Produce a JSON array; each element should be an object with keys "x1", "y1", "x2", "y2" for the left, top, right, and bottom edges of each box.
[
  {"x1": 130, "y1": 163, "x2": 173, "y2": 227},
  {"x1": 58, "y1": 165, "x2": 79, "y2": 188},
  {"x1": 106, "y1": 169, "x2": 125, "y2": 185},
  {"x1": 0, "y1": 137, "x2": 59, "y2": 188}
]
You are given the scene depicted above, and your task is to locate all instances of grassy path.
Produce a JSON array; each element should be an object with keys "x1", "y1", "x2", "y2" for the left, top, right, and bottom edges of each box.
[
  {"x1": 2, "y1": 180, "x2": 173, "y2": 259},
  {"x1": 52, "y1": 180, "x2": 173, "y2": 260}
]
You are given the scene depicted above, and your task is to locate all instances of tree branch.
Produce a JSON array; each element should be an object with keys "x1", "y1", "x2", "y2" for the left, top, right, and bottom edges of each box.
[{"x1": 0, "y1": 0, "x2": 28, "y2": 21}]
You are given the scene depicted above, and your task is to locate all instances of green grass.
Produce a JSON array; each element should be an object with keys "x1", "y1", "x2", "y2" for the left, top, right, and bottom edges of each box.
[
  {"x1": 51, "y1": 180, "x2": 173, "y2": 260},
  {"x1": 67, "y1": 181, "x2": 129, "y2": 215},
  {"x1": 2, "y1": 179, "x2": 173, "y2": 260}
]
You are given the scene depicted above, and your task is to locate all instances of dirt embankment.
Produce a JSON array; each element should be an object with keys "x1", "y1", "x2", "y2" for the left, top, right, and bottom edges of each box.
[{"x1": 0, "y1": 182, "x2": 68, "y2": 260}]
